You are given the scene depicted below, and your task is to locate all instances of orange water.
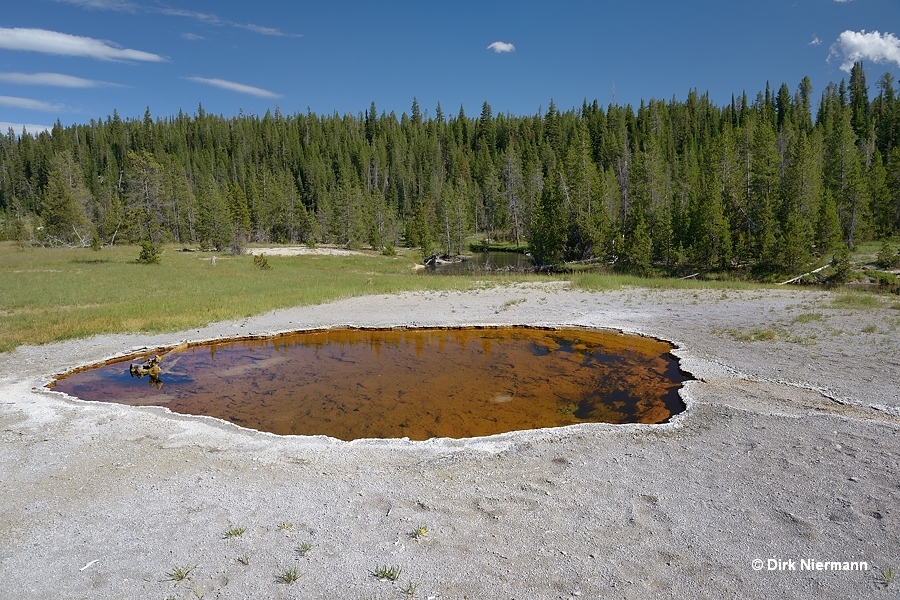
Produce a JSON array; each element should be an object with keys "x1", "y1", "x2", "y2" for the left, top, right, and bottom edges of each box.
[{"x1": 51, "y1": 327, "x2": 687, "y2": 440}]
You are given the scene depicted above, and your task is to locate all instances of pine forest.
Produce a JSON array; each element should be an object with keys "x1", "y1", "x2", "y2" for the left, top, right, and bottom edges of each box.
[{"x1": 2, "y1": 62, "x2": 900, "y2": 280}]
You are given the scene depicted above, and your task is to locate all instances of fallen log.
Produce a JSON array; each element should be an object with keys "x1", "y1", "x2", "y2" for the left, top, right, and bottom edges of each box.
[
  {"x1": 779, "y1": 264, "x2": 830, "y2": 285},
  {"x1": 127, "y1": 341, "x2": 189, "y2": 388},
  {"x1": 129, "y1": 354, "x2": 160, "y2": 378}
]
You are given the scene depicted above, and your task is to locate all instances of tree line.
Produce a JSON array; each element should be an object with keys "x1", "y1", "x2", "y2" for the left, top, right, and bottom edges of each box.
[{"x1": 1, "y1": 61, "x2": 898, "y2": 277}]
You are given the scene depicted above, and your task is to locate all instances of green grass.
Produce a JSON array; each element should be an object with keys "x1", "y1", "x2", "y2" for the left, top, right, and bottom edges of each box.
[
  {"x1": 223, "y1": 526, "x2": 246, "y2": 539},
  {"x1": 719, "y1": 327, "x2": 780, "y2": 342},
  {"x1": 0, "y1": 243, "x2": 481, "y2": 353},
  {"x1": 791, "y1": 312, "x2": 825, "y2": 324},
  {"x1": 276, "y1": 566, "x2": 302, "y2": 584},
  {"x1": 165, "y1": 564, "x2": 197, "y2": 584},
  {"x1": 830, "y1": 291, "x2": 884, "y2": 309},
  {"x1": 571, "y1": 272, "x2": 769, "y2": 292},
  {"x1": 372, "y1": 565, "x2": 402, "y2": 581},
  {"x1": 2, "y1": 242, "x2": 892, "y2": 354},
  {"x1": 295, "y1": 542, "x2": 314, "y2": 557}
]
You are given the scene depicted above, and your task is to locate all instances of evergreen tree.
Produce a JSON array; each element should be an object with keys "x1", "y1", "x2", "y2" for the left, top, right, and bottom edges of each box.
[
  {"x1": 530, "y1": 170, "x2": 565, "y2": 265},
  {"x1": 124, "y1": 150, "x2": 166, "y2": 244},
  {"x1": 41, "y1": 151, "x2": 90, "y2": 245},
  {"x1": 848, "y1": 62, "x2": 870, "y2": 140}
]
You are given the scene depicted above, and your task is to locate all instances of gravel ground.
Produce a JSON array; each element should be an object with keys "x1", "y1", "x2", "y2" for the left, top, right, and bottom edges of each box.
[{"x1": 1, "y1": 282, "x2": 898, "y2": 600}]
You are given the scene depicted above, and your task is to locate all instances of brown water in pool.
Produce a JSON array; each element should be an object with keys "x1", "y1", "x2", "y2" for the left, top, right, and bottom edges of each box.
[{"x1": 50, "y1": 327, "x2": 688, "y2": 440}]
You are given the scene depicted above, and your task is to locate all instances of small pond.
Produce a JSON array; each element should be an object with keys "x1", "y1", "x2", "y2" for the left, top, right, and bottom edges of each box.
[
  {"x1": 50, "y1": 327, "x2": 689, "y2": 441},
  {"x1": 428, "y1": 252, "x2": 533, "y2": 275}
]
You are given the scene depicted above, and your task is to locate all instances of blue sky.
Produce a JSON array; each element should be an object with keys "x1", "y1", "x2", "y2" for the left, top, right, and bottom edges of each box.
[{"x1": 1, "y1": 0, "x2": 899, "y2": 134}]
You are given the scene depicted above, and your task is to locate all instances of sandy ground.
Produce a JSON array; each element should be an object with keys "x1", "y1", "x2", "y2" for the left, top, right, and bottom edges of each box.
[
  {"x1": 1, "y1": 283, "x2": 898, "y2": 599},
  {"x1": 246, "y1": 246, "x2": 370, "y2": 257}
]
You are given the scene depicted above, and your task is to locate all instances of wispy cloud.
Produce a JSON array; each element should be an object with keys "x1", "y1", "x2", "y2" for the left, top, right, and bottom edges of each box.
[
  {"x1": 1, "y1": 122, "x2": 54, "y2": 136},
  {"x1": 0, "y1": 72, "x2": 121, "y2": 88},
  {"x1": 56, "y1": 0, "x2": 296, "y2": 37},
  {"x1": 158, "y1": 7, "x2": 223, "y2": 25},
  {"x1": 236, "y1": 23, "x2": 291, "y2": 37},
  {"x1": 810, "y1": 35, "x2": 822, "y2": 46},
  {"x1": 181, "y1": 33, "x2": 205, "y2": 42},
  {"x1": 0, "y1": 27, "x2": 165, "y2": 62},
  {"x1": 54, "y1": 0, "x2": 139, "y2": 11},
  {"x1": 831, "y1": 30, "x2": 900, "y2": 72},
  {"x1": 487, "y1": 41, "x2": 516, "y2": 53},
  {"x1": 0, "y1": 95, "x2": 66, "y2": 112},
  {"x1": 186, "y1": 77, "x2": 282, "y2": 99}
]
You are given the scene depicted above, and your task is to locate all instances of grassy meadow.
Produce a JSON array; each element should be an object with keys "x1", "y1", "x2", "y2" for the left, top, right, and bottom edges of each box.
[
  {"x1": 3, "y1": 242, "x2": 894, "y2": 354},
  {"x1": 0, "y1": 243, "x2": 490, "y2": 353}
]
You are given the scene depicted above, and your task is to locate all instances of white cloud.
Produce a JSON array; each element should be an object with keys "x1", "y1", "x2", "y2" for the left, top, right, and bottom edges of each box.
[
  {"x1": 0, "y1": 72, "x2": 120, "y2": 88},
  {"x1": 831, "y1": 30, "x2": 900, "y2": 72},
  {"x1": 0, "y1": 122, "x2": 53, "y2": 136},
  {"x1": 0, "y1": 28, "x2": 166, "y2": 62},
  {"x1": 236, "y1": 23, "x2": 290, "y2": 37},
  {"x1": 57, "y1": 0, "x2": 294, "y2": 37},
  {"x1": 0, "y1": 96, "x2": 65, "y2": 111},
  {"x1": 810, "y1": 35, "x2": 822, "y2": 46},
  {"x1": 159, "y1": 7, "x2": 223, "y2": 26},
  {"x1": 487, "y1": 41, "x2": 516, "y2": 53},
  {"x1": 187, "y1": 77, "x2": 282, "y2": 99},
  {"x1": 54, "y1": 0, "x2": 139, "y2": 11},
  {"x1": 181, "y1": 33, "x2": 206, "y2": 42}
]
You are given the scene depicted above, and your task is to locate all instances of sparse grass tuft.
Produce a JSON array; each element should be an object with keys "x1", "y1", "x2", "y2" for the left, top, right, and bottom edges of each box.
[
  {"x1": 830, "y1": 292, "x2": 882, "y2": 309},
  {"x1": 880, "y1": 566, "x2": 895, "y2": 587},
  {"x1": 278, "y1": 522, "x2": 294, "y2": 532},
  {"x1": 295, "y1": 542, "x2": 314, "y2": 557},
  {"x1": 165, "y1": 564, "x2": 197, "y2": 584},
  {"x1": 496, "y1": 298, "x2": 526, "y2": 313},
  {"x1": 571, "y1": 271, "x2": 767, "y2": 292},
  {"x1": 237, "y1": 553, "x2": 250, "y2": 566},
  {"x1": 372, "y1": 565, "x2": 403, "y2": 581},
  {"x1": 401, "y1": 581, "x2": 421, "y2": 598},
  {"x1": 720, "y1": 327, "x2": 779, "y2": 342},
  {"x1": 276, "y1": 566, "x2": 302, "y2": 584},
  {"x1": 223, "y1": 526, "x2": 246, "y2": 539},
  {"x1": 792, "y1": 312, "x2": 825, "y2": 324}
]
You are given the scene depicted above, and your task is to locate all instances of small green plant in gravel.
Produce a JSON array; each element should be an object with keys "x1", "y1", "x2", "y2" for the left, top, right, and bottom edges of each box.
[
  {"x1": 276, "y1": 566, "x2": 302, "y2": 584},
  {"x1": 408, "y1": 525, "x2": 428, "y2": 539},
  {"x1": 830, "y1": 292, "x2": 881, "y2": 309},
  {"x1": 165, "y1": 564, "x2": 197, "y2": 584},
  {"x1": 881, "y1": 566, "x2": 895, "y2": 586},
  {"x1": 791, "y1": 312, "x2": 825, "y2": 324},
  {"x1": 223, "y1": 526, "x2": 246, "y2": 538},
  {"x1": 237, "y1": 553, "x2": 250, "y2": 566},
  {"x1": 278, "y1": 522, "x2": 294, "y2": 532},
  {"x1": 401, "y1": 580, "x2": 420, "y2": 598},
  {"x1": 718, "y1": 327, "x2": 779, "y2": 342},
  {"x1": 372, "y1": 565, "x2": 402, "y2": 581},
  {"x1": 295, "y1": 542, "x2": 314, "y2": 557}
]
